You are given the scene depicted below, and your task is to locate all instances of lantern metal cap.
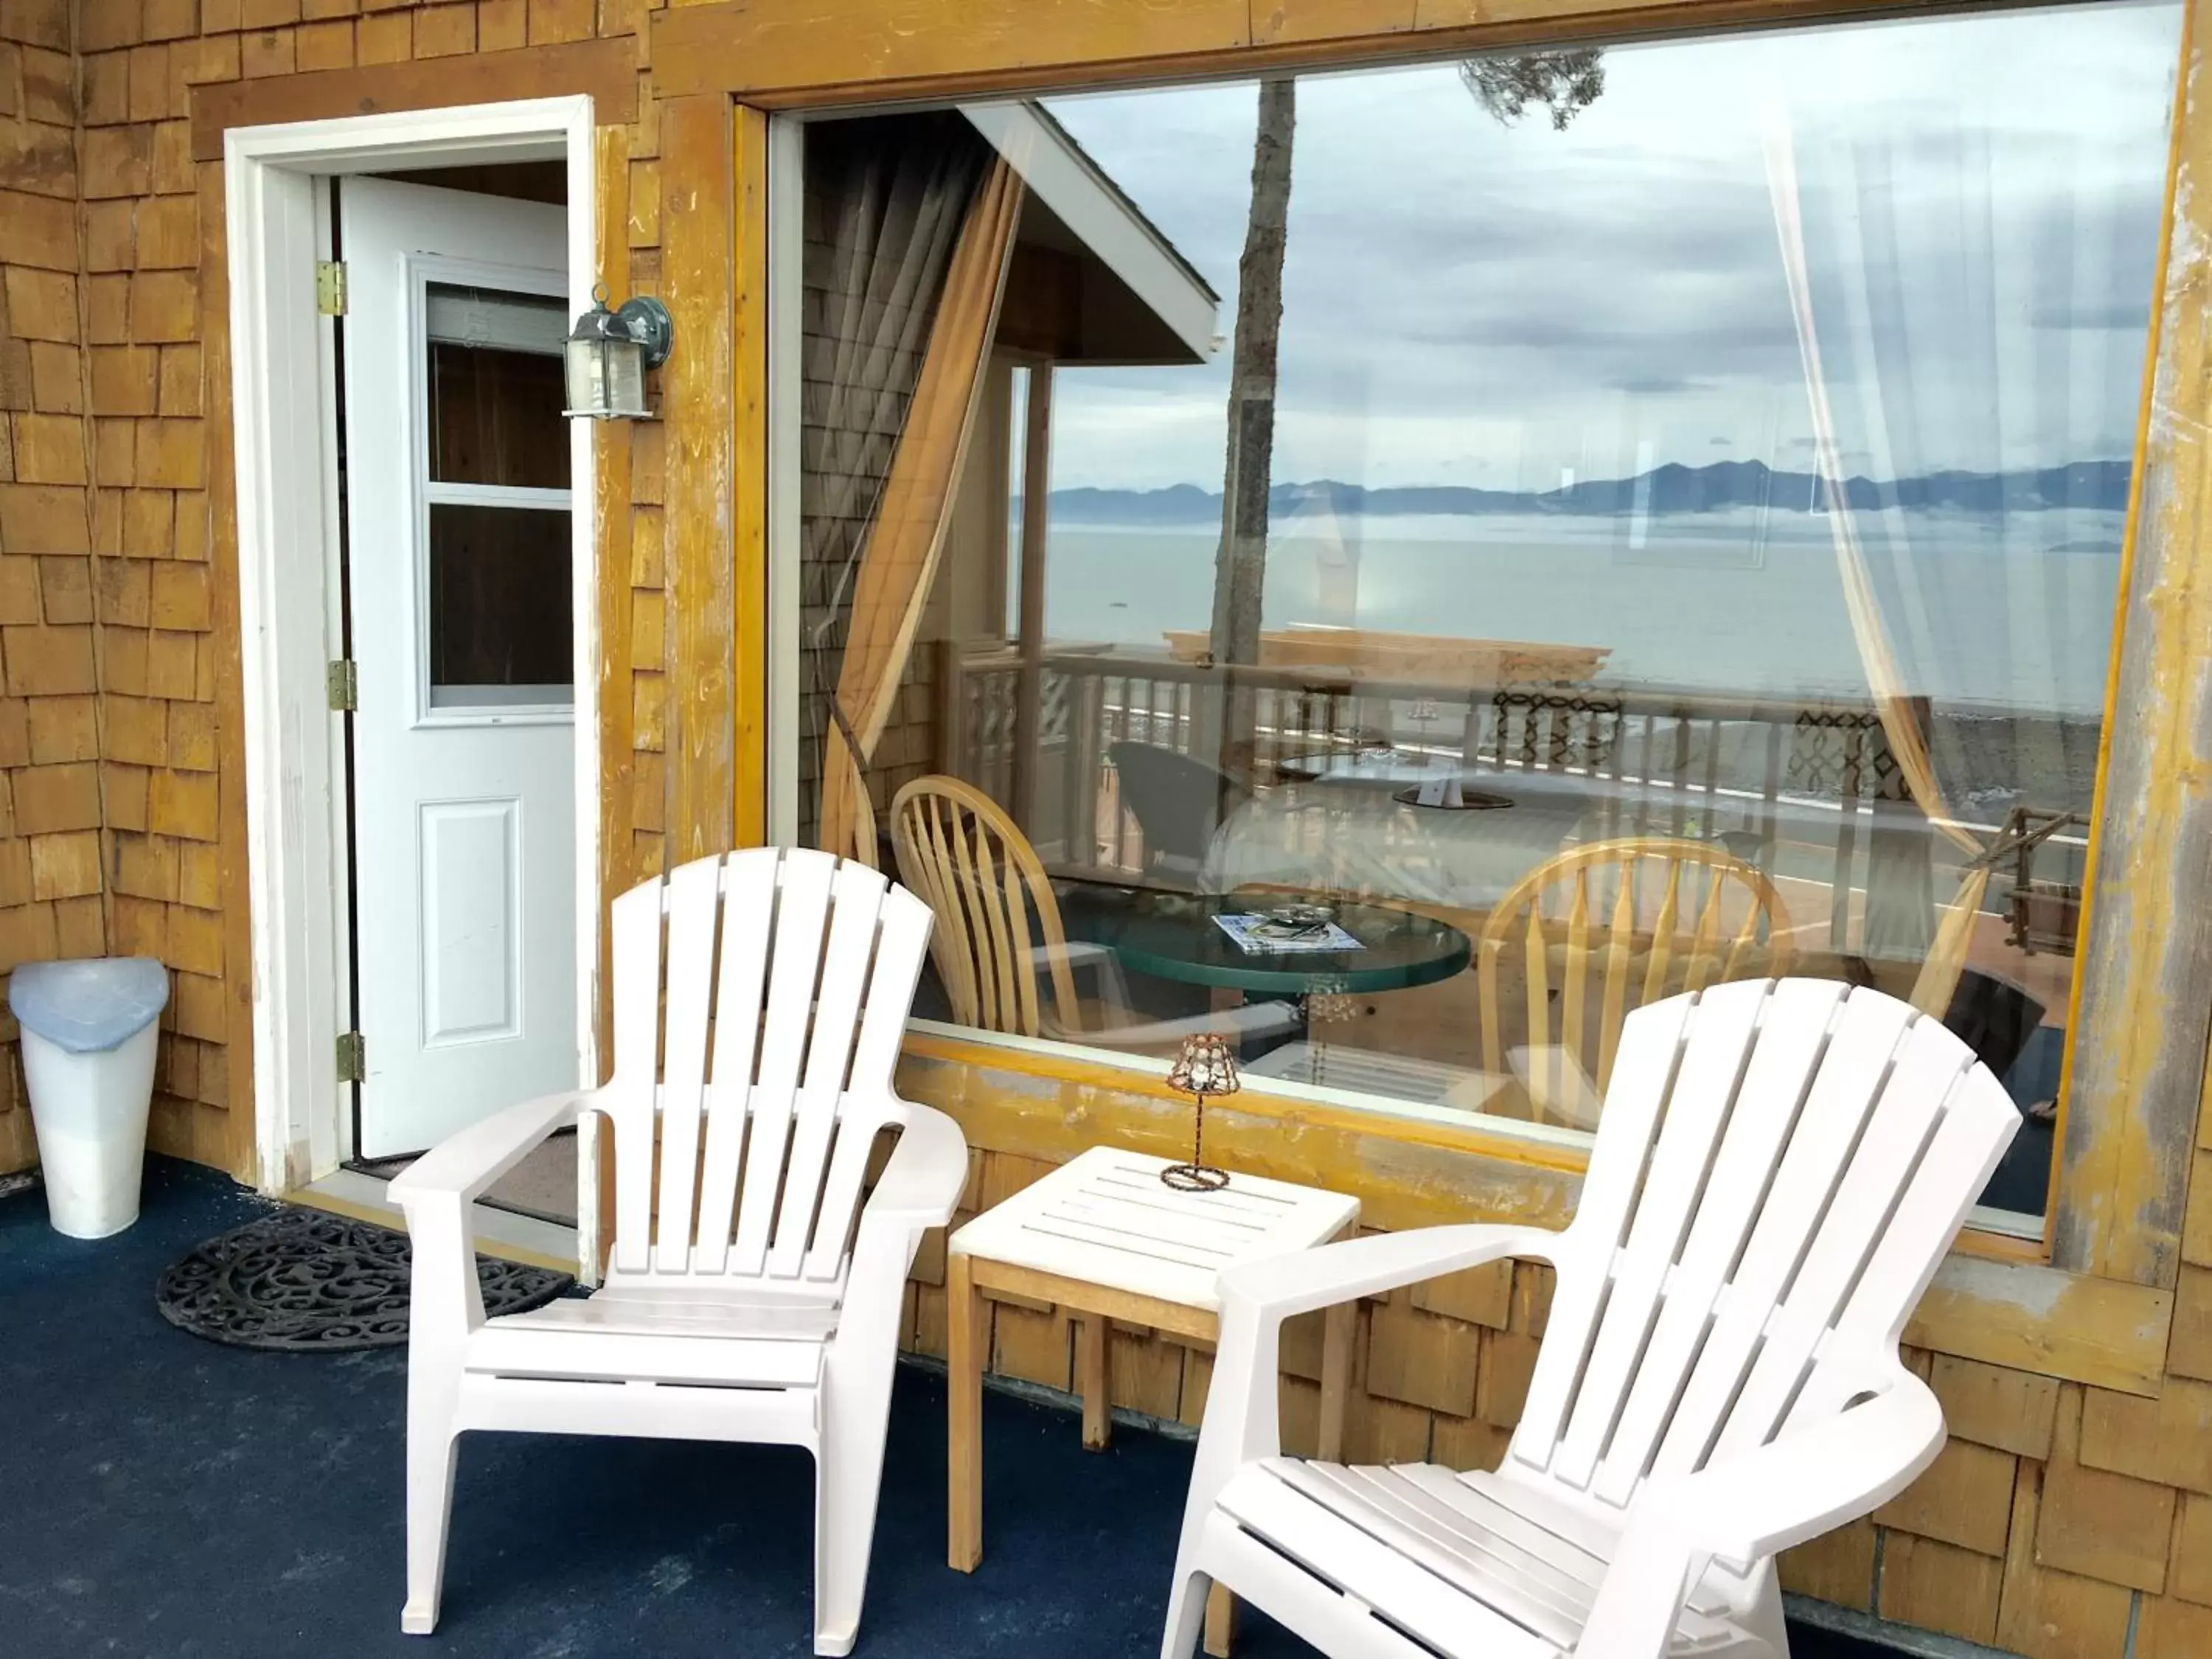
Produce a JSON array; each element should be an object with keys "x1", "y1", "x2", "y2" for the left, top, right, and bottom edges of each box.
[{"x1": 566, "y1": 284, "x2": 673, "y2": 369}]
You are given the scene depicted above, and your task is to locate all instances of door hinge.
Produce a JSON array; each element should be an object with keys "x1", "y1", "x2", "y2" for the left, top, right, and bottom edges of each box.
[
  {"x1": 327, "y1": 658, "x2": 357, "y2": 712},
  {"x1": 316, "y1": 260, "x2": 347, "y2": 317},
  {"x1": 335, "y1": 1031, "x2": 366, "y2": 1084}
]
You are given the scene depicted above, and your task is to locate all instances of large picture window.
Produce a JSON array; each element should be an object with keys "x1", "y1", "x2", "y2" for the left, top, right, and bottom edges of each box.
[{"x1": 791, "y1": 0, "x2": 2182, "y2": 1230}]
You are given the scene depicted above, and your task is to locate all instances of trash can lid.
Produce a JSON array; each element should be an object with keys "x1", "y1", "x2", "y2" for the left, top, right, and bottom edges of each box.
[{"x1": 9, "y1": 957, "x2": 170, "y2": 1054}]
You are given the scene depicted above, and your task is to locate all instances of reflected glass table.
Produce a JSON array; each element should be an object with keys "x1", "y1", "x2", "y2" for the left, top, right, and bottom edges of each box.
[{"x1": 1063, "y1": 889, "x2": 1472, "y2": 998}]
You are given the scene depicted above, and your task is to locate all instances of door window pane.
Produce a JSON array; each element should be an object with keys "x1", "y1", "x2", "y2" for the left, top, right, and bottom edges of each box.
[
  {"x1": 425, "y1": 284, "x2": 568, "y2": 488},
  {"x1": 428, "y1": 503, "x2": 573, "y2": 706}
]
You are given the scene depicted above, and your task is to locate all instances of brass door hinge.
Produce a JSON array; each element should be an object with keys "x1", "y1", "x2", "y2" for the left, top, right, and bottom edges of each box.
[
  {"x1": 327, "y1": 658, "x2": 356, "y2": 712},
  {"x1": 335, "y1": 1031, "x2": 365, "y2": 1083},
  {"x1": 316, "y1": 260, "x2": 347, "y2": 317}
]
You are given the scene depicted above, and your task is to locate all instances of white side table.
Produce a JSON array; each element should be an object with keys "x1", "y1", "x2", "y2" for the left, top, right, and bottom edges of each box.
[{"x1": 946, "y1": 1145, "x2": 1360, "y2": 1654}]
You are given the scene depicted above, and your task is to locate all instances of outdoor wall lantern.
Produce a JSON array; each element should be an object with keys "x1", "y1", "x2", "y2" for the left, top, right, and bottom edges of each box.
[{"x1": 563, "y1": 285, "x2": 673, "y2": 420}]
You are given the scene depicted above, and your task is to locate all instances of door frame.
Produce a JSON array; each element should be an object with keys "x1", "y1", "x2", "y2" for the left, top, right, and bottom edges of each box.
[{"x1": 223, "y1": 99, "x2": 601, "y2": 1259}]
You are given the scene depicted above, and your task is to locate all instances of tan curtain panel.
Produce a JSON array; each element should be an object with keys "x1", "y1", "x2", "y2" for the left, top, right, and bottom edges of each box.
[{"x1": 818, "y1": 157, "x2": 1025, "y2": 863}]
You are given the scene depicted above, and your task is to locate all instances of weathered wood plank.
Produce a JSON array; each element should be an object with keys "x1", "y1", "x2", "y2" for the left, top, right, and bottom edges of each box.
[
  {"x1": 657, "y1": 94, "x2": 736, "y2": 862},
  {"x1": 198, "y1": 155, "x2": 257, "y2": 1183},
  {"x1": 190, "y1": 38, "x2": 637, "y2": 161},
  {"x1": 650, "y1": 0, "x2": 1994, "y2": 104},
  {"x1": 2056, "y1": 0, "x2": 2208, "y2": 1289},
  {"x1": 1903, "y1": 1254, "x2": 2171, "y2": 1398},
  {"x1": 729, "y1": 103, "x2": 768, "y2": 846},
  {"x1": 594, "y1": 122, "x2": 636, "y2": 1077}
]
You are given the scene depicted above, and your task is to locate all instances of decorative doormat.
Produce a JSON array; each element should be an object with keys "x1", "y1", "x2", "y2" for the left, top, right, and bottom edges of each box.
[{"x1": 156, "y1": 1207, "x2": 573, "y2": 1352}]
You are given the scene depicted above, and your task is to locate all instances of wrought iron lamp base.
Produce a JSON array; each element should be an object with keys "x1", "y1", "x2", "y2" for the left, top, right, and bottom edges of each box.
[{"x1": 1160, "y1": 1161, "x2": 1230, "y2": 1192}]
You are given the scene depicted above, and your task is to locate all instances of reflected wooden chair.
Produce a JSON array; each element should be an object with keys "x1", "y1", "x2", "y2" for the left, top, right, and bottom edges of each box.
[
  {"x1": 1479, "y1": 838, "x2": 1792, "y2": 1124},
  {"x1": 889, "y1": 774, "x2": 1295, "y2": 1053}
]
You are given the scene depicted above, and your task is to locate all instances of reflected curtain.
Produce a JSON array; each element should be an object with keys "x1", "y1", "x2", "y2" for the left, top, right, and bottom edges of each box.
[
  {"x1": 799, "y1": 116, "x2": 995, "y2": 851},
  {"x1": 814, "y1": 156, "x2": 1024, "y2": 862},
  {"x1": 1762, "y1": 103, "x2": 2145, "y2": 1013}
]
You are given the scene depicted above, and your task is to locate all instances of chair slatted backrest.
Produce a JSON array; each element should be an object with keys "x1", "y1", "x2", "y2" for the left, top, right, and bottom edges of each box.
[
  {"x1": 1506, "y1": 978, "x2": 2018, "y2": 1515},
  {"x1": 888, "y1": 774, "x2": 1082, "y2": 1040},
  {"x1": 599, "y1": 846, "x2": 933, "y2": 1283},
  {"x1": 1478, "y1": 838, "x2": 1793, "y2": 1114}
]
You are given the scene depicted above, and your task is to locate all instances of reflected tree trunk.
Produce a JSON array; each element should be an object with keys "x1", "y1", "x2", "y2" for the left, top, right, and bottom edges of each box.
[{"x1": 1209, "y1": 76, "x2": 1296, "y2": 784}]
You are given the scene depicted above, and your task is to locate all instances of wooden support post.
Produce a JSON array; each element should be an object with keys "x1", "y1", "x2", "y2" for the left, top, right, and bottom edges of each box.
[
  {"x1": 1009, "y1": 363, "x2": 1054, "y2": 832},
  {"x1": 1203, "y1": 1582, "x2": 1239, "y2": 1658},
  {"x1": 947, "y1": 1250, "x2": 984, "y2": 1571},
  {"x1": 1079, "y1": 1311, "x2": 1113, "y2": 1450}
]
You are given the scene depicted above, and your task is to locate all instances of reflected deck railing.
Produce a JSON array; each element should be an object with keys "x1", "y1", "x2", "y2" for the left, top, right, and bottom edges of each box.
[{"x1": 933, "y1": 642, "x2": 2086, "y2": 953}]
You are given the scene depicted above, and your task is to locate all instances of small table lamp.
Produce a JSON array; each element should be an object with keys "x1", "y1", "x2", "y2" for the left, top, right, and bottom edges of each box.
[{"x1": 1163, "y1": 1032, "x2": 1239, "y2": 1192}]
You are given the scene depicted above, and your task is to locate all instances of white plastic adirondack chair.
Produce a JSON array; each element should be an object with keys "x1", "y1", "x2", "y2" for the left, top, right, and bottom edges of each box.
[
  {"x1": 1162, "y1": 978, "x2": 2020, "y2": 1659},
  {"x1": 390, "y1": 847, "x2": 967, "y2": 1656}
]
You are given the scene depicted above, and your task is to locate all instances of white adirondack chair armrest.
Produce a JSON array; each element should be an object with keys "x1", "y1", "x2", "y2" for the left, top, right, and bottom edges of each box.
[
  {"x1": 1641, "y1": 1367, "x2": 1946, "y2": 1571},
  {"x1": 859, "y1": 1102, "x2": 970, "y2": 1233},
  {"x1": 388, "y1": 1089, "x2": 592, "y2": 1213},
  {"x1": 1218, "y1": 1222, "x2": 1567, "y2": 1326}
]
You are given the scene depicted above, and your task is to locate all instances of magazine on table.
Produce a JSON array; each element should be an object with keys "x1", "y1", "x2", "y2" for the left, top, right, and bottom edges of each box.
[{"x1": 1214, "y1": 911, "x2": 1365, "y2": 956}]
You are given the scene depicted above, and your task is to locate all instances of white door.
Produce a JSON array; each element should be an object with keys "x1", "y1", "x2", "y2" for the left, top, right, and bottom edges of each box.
[{"x1": 339, "y1": 178, "x2": 580, "y2": 1158}]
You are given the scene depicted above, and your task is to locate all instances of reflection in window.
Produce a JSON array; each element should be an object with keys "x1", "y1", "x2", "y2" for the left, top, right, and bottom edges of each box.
[
  {"x1": 796, "y1": 2, "x2": 2182, "y2": 1226},
  {"x1": 427, "y1": 504, "x2": 573, "y2": 703},
  {"x1": 420, "y1": 282, "x2": 571, "y2": 711}
]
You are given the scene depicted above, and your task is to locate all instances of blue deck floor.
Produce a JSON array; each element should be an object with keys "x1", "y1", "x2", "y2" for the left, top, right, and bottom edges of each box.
[{"x1": 0, "y1": 1158, "x2": 1891, "y2": 1659}]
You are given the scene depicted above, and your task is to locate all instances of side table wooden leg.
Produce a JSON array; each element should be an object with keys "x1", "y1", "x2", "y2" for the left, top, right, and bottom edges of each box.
[
  {"x1": 1079, "y1": 1313, "x2": 1113, "y2": 1451},
  {"x1": 1318, "y1": 1299, "x2": 1356, "y2": 1463},
  {"x1": 947, "y1": 1251, "x2": 984, "y2": 1572},
  {"x1": 1203, "y1": 1581, "x2": 1238, "y2": 1658}
]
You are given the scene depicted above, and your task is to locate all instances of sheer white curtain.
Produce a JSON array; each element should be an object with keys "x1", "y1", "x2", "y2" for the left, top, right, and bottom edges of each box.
[{"x1": 1764, "y1": 96, "x2": 2147, "y2": 1008}]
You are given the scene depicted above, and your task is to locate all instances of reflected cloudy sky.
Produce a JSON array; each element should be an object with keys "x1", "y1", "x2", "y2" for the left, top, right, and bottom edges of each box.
[{"x1": 1036, "y1": 1, "x2": 2181, "y2": 493}]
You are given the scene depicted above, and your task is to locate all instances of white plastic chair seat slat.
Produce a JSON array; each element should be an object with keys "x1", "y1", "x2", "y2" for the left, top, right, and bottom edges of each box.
[
  {"x1": 1394, "y1": 1467, "x2": 1731, "y2": 1620},
  {"x1": 1218, "y1": 1464, "x2": 1745, "y2": 1658},
  {"x1": 1213, "y1": 1466, "x2": 1559, "y2": 1659},
  {"x1": 1328, "y1": 1463, "x2": 1745, "y2": 1649},
  {"x1": 1645, "y1": 987, "x2": 1916, "y2": 1483},
  {"x1": 1551, "y1": 985, "x2": 1765, "y2": 1490},
  {"x1": 1288, "y1": 1463, "x2": 1625, "y2": 1639},
  {"x1": 463, "y1": 1321, "x2": 826, "y2": 1388},
  {"x1": 506, "y1": 1287, "x2": 841, "y2": 1342},
  {"x1": 1590, "y1": 980, "x2": 1846, "y2": 1505}
]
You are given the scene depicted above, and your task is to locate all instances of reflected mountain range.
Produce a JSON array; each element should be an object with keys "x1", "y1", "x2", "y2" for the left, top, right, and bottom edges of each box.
[{"x1": 1040, "y1": 459, "x2": 2135, "y2": 526}]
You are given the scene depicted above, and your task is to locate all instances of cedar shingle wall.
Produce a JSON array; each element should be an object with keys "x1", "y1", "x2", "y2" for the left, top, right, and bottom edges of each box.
[{"x1": 0, "y1": 0, "x2": 103, "y2": 1175}]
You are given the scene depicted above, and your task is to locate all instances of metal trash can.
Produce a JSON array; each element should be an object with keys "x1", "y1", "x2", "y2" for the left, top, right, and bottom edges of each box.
[{"x1": 10, "y1": 958, "x2": 170, "y2": 1239}]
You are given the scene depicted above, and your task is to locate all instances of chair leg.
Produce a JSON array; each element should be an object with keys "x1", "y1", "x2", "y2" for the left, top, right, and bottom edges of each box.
[
  {"x1": 1161, "y1": 1565, "x2": 1211, "y2": 1659},
  {"x1": 815, "y1": 1360, "x2": 897, "y2": 1658},
  {"x1": 400, "y1": 1409, "x2": 461, "y2": 1635},
  {"x1": 1739, "y1": 1564, "x2": 1790, "y2": 1658}
]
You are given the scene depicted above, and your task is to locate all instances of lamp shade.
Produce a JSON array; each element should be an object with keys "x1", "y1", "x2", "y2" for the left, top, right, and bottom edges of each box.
[{"x1": 1167, "y1": 1032, "x2": 1240, "y2": 1097}]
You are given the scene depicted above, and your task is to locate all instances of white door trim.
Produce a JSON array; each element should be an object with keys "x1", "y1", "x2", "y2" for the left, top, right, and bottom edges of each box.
[{"x1": 223, "y1": 100, "x2": 600, "y2": 1250}]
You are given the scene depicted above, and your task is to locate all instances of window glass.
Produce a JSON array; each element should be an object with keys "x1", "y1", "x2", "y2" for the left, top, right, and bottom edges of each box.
[
  {"x1": 420, "y1": 282, "x2": 571, "y2": 711},
  {"x1": 426, "y1": 503, "x2": 573, "y2": 703},
  {"x1": 797, "y1": 3, "x2": 2181, "y2": 1225},
  {"x1": 425, "y1": 285, "x2": 570, "y2": 488}
]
